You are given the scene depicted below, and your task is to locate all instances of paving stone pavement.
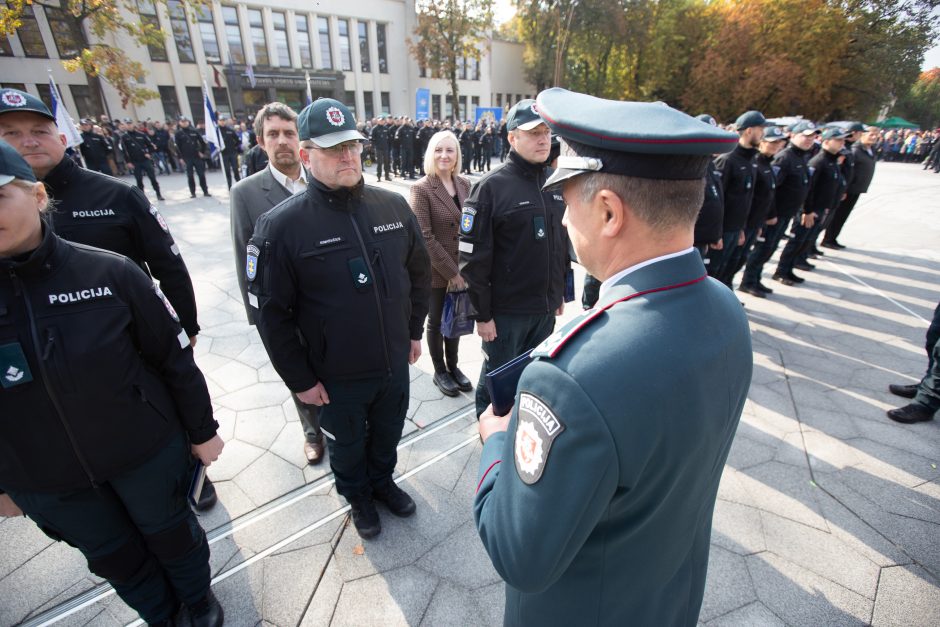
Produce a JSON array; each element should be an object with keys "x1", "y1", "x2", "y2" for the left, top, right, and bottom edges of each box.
[{"x1": 1, "y1": 162, "x2": 938, "y2": 626}]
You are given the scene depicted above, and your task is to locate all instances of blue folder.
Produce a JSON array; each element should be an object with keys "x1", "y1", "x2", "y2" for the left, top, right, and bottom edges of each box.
[{"x1": 484, "y1": 349, "x2": 534, "y2": 417}]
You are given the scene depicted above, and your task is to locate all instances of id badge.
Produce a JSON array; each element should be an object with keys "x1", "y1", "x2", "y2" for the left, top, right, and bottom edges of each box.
[
  {"x1": 348, "y1": 257, "x2": 373, "y2": 292},
  {"x1": 533, "y1": 215, "x2": 547, "y2": 241},
  {"x1": 0, "y1": 342, "x2": 33, "y2": 389}
]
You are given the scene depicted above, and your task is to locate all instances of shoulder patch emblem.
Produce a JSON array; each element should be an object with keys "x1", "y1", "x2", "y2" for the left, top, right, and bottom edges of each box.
[
  {"x1": 246, "y1": 243, "x2": 260, "y2": 282},
  {"x1": 460, "y1": 208, "x2": 475, "y2": 234},
  {"x1": 149, "y1": 206, "x2": 170, "y2": 233},
  {"x1": 154, "y1": 284, "x2": 179, "y2": 322},
  {"x1": 514, "y1": 393, "x2": 565, "y2": 485}
]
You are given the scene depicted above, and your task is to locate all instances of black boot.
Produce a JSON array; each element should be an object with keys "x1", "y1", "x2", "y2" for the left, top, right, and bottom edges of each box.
[
  {"x1": 372, "y1": 480, "x2": 416, "y2": 517},
  {"x1": 444, "y1": 338, "x2": 472, "y2": 391},
  {"x1": 348, "y1": 495, "x2": 381, "y2": 538},
  {"x1": 187, "y1": 591, "x2": 223, "y2": 627}
]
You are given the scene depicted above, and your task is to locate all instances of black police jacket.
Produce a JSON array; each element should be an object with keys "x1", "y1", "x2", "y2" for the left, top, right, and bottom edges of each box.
[
  {"x1": 220, "y1": 125, "x2": 241, "y2": 154},
  {"x1": 43, "y1": 157, "x2": 200, "y2": 336},
  {"x1": 804, "y1": 150, "x2": 842, "y2": 216},
  {"x1": 714, "y1": 144, "x2": 757, "y2": 233},
  {"x1": 747, "y1": 152, "x2": 778, "y2": 229},
  {"x1": 244, "y1": 144, "x2": 269, "y2": 176},
  {"x1": 371, "y1": 125, "x2": 390, "y2": 150},
  {"x1": 122, "y1": 130, "x2": 155, "y2": 163},
  {"x1": 772, "y1": 144, "x2": 813, "y2": 217},
  {"x1": 175, "y1": 126, "x2": 207, "y2": 160},
  {"x1": 79, "y1": 131, "x2": 112, "y2": 165},
  {"x1": 248, "y1": 178, "x2": 431, "y2": 391},
  {"x1": 694, "y1": 161, "x2": 724, "y2": 247},
  {"x1": 0, "y1": 227, "x2": 216, "y2": 493},
  {"x1": 848, "y1": 143, "x2": 876, "y2": 195},
  {"x1": 458, "y1": 150, "x2": 569, "y2": 321},
  {"x1": 152, "y1": 128, "x2": 170, "y2": 152},
  {"x1": 396, "y1": 125, "x2": 416, "y2": 149}
]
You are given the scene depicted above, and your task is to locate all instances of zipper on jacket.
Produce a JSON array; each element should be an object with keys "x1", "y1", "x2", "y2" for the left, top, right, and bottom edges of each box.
[
  {"x1": 348, "y1": 213, "x2": 392, "y2": 375},
  {"x1": 536, "y1": 171, "x2": 551, "y2": 313},
  {"x1": 9, "y1": 268, "x2": 97, "y2": 486}
]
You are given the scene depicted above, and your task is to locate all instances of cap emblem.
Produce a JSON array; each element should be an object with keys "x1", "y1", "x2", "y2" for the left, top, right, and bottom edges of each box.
[
  {"x1": 2, "y1": 91, "x2": 26, "y2": 107},
  {"x1": 326, "y1": 107, "x2": 345, "y2": 127}
]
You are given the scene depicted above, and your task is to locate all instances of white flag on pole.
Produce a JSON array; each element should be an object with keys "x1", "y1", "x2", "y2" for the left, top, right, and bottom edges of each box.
[
  {"x1": 202, "y1": 80, "x2": 222, "y2": 158},
  {"x1": 48, "y1": 74, "x2": 82, "y2": 148}
]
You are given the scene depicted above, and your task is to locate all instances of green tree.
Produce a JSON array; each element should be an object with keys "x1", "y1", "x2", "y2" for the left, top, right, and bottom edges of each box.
[
  {"x1": 0, "y1": 1, "x2": 209, "y2": 108},
  {"x1": 408, "y1": 0, "x2": 495, "y2": 121},
  {"x1": 894, "y1": 68, "x2": 940, "y2": 128}
]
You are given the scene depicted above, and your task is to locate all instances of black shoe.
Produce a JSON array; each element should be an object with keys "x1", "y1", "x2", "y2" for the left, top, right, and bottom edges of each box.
[
  {"x1": 194, "y1": 478, "x2": 217, "y2": 511},
  {"x1": 888, "y1": 383, "x2": 918, "y2": 399},
  {"x1": 203, "y1": 191, "x2": 212, "y2": 197},
  {"x1": 772, "y1": 273, "x2": 797, "y2": 287},
  {"x1": 794, "y1": 261, "x2": 815, "y2": 271},
  {"x1": 789, "y1": 271, "x2": 805, "y2": 284},
  {"x1": 755, "y1": 282, "x2": 774, "y2": 294},
  {"x1": 810, "y1": 247, "x2": 824, "y2": 257},
  {"x1": 449, "y1": 367, "x2": 473, "y2": 392},
  {"x1": 190, "y1": 193, "x2": 197, "y2": 198},
  {"x1": 820, "y1": 240, "x2": 844, "y2": 250},
  {"x1": 372, "y1": 480, "x2": 416, "y2": 517},
  {"x1": 348, "y1": 495, "x2": 381, "y2": 538},
  {"x1": 886, "y1": 403, "x2": 935, "y2": 424},
  {"x1": 157, "y1": 194, "x2": 165, "y2": 201},
  {"x1": 188, "y1": 591, "x2": 223, "y2": 627},
  {"x1": 738, "y1": 284, "x2": 766, "y2": 298},
  {"x1": 433, "y1": 371, "x2": 460, "y2": 397}
]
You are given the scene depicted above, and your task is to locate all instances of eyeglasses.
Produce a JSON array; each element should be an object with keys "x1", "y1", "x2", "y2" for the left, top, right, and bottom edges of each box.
[{"x1": 308, "y1": 141, "x2": 363, "y2": 157}]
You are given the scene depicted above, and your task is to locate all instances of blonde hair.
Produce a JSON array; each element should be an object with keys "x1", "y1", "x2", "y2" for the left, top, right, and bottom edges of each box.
[
  {"x1": 423, "y1": 131, "x2": 462, "y2": 177},
  {"x1": 9, "y1": 179, "x2": 51, "y2": 213}
]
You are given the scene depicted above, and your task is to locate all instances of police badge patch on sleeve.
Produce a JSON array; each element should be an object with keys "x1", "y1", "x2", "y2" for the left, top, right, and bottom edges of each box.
[
  {"x1": 153, "y1": 284, "x2": 179, "y2": 322},
  {"x1": 246, "y1": 244, "x2": 260, "y2": 282},
  {"x1": 149, "y1": 206, "x2": 170, "y2": 234},
  {"x1": 514, "y1": 393, "x2": 565, "y2": 485},
  {"x1": 460, "y1": 207, "x2": 476, "y2": 235}
]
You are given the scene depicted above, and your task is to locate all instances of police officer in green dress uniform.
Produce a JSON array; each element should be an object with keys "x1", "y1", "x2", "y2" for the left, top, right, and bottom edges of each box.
[{"x1": 473, "y1": 89, "x2": 753, "y2": 626}]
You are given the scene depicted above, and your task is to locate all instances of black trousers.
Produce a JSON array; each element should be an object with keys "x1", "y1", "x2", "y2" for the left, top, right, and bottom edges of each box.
[
  {"x1": 131, "y1": 159, "x2": 161, "y2": 195},
  {"x1": 823, "y1": 193, "x2": 860, "y2": 244},
  {"x1": 776, "y1": 214, "x2": 819, "y2": 275},
  {"x1": 317, "y1": 365, "x2": 410, "y2": 499},
  {"x1": 475, "y1": 313, "x2": 555, "y2": 417},
  {"x1": 222, "y1": 152, "x2": 241, "y2": 188},
  {"x1": 184, "y1": 158, "x2": 209, "y2": 195},
  {"x1": 426, "y1": 287, "x2": 463, "y2": 374},
  {"x1": 914, "y1": 301, "x2": 940, "y2": 412},
  {"x1": 401, "y1": 145, "x2": 414, "y2": 178},
  {"x1": 6, "y1": 432, "x2": 210, "y2": 623},
  {"x1": 375, "y1": 148, "x2": 391, "y2": 180}
]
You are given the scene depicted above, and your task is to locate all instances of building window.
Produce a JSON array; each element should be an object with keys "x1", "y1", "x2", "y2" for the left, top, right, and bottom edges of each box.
[
  {"x1": 471, "y1": 96, "x2": 479, "y2": 116},
  {"x1": 70, "y1": 84, "x2": 103, "y2": 119},
  {"x1": 496, "y1": 93, "x2": 502, "y2": 109},
  {"x1": 363, "y1": 90, "x2": 373, "y2": 119},
  {"x1": 0, "y1": 83, "x2": 27, "y2": 91},
  {"x1": 380, "y1": 91, "x2": 390, "y2": 115},
  {"x1": 159, "y1": 86, "x2": 181, "y2": 120},
  {"x1": 432, "y1": 94, "x2": 441, "y2": 120},
  {"x1": 221, "y1": 6, "x2": 243, "y2": 65},
  {"x1": 296, "y1": 15, "x2": 311, "y2": 67},
  {"x1": 45, "y1": 7, "x2": 85, "y2": 59},
  {"x1": 137, "y1": 1, "x2": 167, "y2": 62},
  {"x1": 213, "y1": 87, "x2": 231, "y2": 117},
  {"x1": 167, "y1": 1, "x2": 195, "y2": 63},
  {"x1": 17, "y1": 6, "x2": 47, "y2": 58},
  {"x1": 515, "y1": 93, "x2": 521, "y2": 104},
  {"x1": 445, "y1": 94, "x2": 452, "y2": 119},
  {"x1": 186, "y1": 86, "x2": 204, "y2": 124},
  {"x1": 36, "y1": 84, "x2": 53, "y2": 111},
  {"x1": 0, "y1": 35, "x2": 12, "y2": 56},
  {"x1": 247, "y1": 9, "x2": 268, "y2": 66},
  {"x1": 317, "y1": 17, "x2": 332, "y2": 70},
  {"x1": 196, "y1": 7, "x2": 221, "y2": 63},
  {"x1": 469, "y1": 57, "x2": 480, "y2": 81},
  {"x1": 357, "y1": 21, "x2": 370, "y2": 73},
  {"x1": 419, "y1": 65, "x2": 426, "y2": 78},
  {"x1": 338, "y1": 19, "x2": 352, "y2": 72},
  {"x1": 271, "y1": 11, "x2": 290, "y2": 66},
  {"x1": 376, "y1": 23, "x2": 387, "y2": 73},
  {"x1": 344, "y1": 90, "x2": 356, "y2": 118}
]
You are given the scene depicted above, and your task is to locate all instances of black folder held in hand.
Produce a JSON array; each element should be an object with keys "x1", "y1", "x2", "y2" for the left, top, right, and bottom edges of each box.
[{"x1": 484, "y1": 349, "x2": 534, "y2": 416}]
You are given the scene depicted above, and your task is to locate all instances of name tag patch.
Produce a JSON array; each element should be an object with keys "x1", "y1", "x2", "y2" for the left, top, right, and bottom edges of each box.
[
  {"x1": 72, "y1": 209, "x2": 116, "y2": 219},
  {"x1": 48, "y1": 286, "x2": 113, "y2": 305},
  {"x1": 373, "y1": 221, "x2": 403, "y2": 234},
  {"x1": 514, "y1": 393, "x2": 565, "y2": 485}
]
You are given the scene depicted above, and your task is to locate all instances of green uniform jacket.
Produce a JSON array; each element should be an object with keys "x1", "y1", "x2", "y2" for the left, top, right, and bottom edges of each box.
[{"x1": 474, "y1": 250, "x2": 752, "y2": 626}]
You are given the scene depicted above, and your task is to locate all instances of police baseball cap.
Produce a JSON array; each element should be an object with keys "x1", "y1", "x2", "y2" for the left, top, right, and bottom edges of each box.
[
  {"x1": 821, "y1": 127, "x2": 848, "y2": 140},
  {"x1": 846, "y1": 121, "x2": 866, "y2": 132},
  {"x1": 695, "y1": 114, "x2": 717, "y2": 126},
  {"x1": 789, "y1": 121, "x2": 819, "y2": 136},
  {"x1": 506, "y1": 99, "x2": 545, "y2": 131},
  {"x1": 0, "y1": 88, "x2": 54, "y2": 121},
  {"x1": 0, "y1": 139, "x2": 38, "y2": 186},
  {"x1": 761, "y1": 126, "x2": 787, "y2": 142},
  {"x1": 534, "y1": 88, "x2": 738, "y2": 189},
  {"x1": 734, "y1": 110, "x2": 771, "y2": 131},
  {"x1": 297, "y1": 98, "x2": 365, "y2": 147}
]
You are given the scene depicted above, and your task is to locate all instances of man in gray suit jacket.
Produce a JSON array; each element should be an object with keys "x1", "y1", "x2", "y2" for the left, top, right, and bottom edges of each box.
[{"x1": 230, "y1": 102, "x2": 325, "y2": 464}]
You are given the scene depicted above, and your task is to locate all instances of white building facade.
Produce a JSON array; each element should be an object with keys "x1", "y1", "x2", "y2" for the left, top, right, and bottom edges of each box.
[{"x1": 0, "y1": 0, "x2": 534, "y2": 124}]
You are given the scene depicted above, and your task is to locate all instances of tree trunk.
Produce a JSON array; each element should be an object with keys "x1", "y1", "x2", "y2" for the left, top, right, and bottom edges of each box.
[{"x1": 450, "y1": 71, "x2": 461, "y2": 121}]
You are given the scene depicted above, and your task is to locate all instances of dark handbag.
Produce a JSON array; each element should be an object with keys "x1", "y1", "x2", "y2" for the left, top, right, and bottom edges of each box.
[{"x1": 440, "y1": 289, "x2": 474, "y2": 338}]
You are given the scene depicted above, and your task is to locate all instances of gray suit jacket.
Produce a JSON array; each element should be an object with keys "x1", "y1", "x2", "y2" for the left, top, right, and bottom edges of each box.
[{"x1": 230, "y1": 166, "x2": 298, "y2": 323}]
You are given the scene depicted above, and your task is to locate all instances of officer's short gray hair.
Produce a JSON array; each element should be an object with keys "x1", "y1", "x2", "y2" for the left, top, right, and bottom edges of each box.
[
  {"x1": 253, "y1": 102, "x2": 298, "y2": 139},
  {"x1": 578, "y1": 173, "x2": 704, "y2": 232}
]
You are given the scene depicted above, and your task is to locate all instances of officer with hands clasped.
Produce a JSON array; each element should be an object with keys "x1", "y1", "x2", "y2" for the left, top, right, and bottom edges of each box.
[
  {"x1": 473, "y1": 89, "x2": 753, "y2": 626},
  {"x1": 248, "y1": 99, "x2": 431, "y2": 540},
  {"x1": 0, "y1": 140, "x2": 224, "y2": 627},
  {"x1": 458, "y1": 99, "x2": 569, "y2": 418}
]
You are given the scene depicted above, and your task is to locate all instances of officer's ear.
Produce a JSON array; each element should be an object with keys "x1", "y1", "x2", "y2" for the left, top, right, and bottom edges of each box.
[{"x1": 595, "y1": 189, "x2": 625, "y2": 238}]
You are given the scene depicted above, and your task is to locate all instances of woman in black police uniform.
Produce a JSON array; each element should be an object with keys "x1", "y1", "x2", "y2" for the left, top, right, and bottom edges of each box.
[{"x1": 0, "y1": 140, "x2": 224, "y2": 627}]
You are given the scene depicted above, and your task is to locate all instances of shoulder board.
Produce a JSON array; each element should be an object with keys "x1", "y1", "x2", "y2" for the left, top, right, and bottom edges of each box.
[{"x1": 532, "y1": 307, "x2": 605, "y2": 359}]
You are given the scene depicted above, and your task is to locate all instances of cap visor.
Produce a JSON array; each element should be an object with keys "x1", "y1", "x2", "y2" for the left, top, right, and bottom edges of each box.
[
  {"x1": 516, "y1": 119, "x2": 546, "y2": 131},
  {"x1": 310, "y1": 129, "x2": 366, "y2": 147},
  {"x1": 542, "y1": 167, "x2": 584, "y2": 191},
  {"x1": 0, "y1": 174, "x2": 14, "y2": 187}
]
